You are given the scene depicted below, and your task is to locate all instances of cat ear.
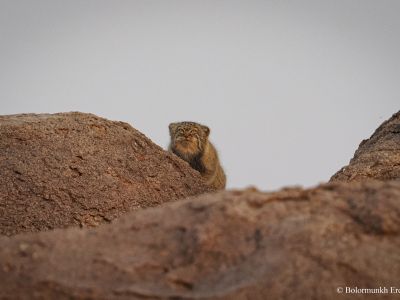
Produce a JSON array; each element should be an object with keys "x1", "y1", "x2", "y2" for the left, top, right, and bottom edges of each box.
[
  {"x1": 168, "y1": 123, "x2": 177, "y2": 134},
  {"x1": 202, "y1": 126, "x2": 210, "y2": 137}
]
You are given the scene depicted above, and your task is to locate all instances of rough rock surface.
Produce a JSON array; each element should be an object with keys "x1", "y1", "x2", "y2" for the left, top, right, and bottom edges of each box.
[
  {"x1": 0, "y1": 112, "x2": 213, "y2": 236},
  {"x1": 1, "y1": 111, "x2": 399, "y2": 300},
  {"x1": 331, "y1": 111, "x2": 400, "y2": 182},
  {"x1": 1, "y1": 180, "x2": 400, "y2": 300}
]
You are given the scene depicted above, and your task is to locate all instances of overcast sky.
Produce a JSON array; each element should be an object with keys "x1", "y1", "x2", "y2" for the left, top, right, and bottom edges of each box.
[{"x1": 0, "y1": 1, "x2": 399, "y2": 190}]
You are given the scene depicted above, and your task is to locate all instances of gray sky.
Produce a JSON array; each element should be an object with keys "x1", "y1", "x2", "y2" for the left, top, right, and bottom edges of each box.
[{"x1": 1, "y1": 0, "x2": 399, "y2": 190}]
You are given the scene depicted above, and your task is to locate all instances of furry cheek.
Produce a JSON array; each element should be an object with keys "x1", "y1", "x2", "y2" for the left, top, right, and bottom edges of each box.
[{"x1": 175, "y1": 141, "x2": 198, "y2": 156}]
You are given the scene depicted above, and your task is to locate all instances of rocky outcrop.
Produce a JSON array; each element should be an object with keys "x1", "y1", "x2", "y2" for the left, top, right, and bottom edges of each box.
[
  {"x1": 1, "y1": 180, "x2": 400, "y2": 299},
  {"x1": 1, "y1": 111, "x2": 399, "y2": 299},
  {"x1": 0, "y1": 112, "x2": 213, "y2": 236},
  {"x1": 331, "y1": 111, "x2": 400, "y2": 182}
]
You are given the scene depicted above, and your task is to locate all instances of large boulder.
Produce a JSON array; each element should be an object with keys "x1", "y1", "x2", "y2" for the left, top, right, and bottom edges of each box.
[
  {"x1": 0, "y1": 180, "x2": 400, "y2": 299},
  {"x1": 1, "y1": 111, "x2": 399, "y2": 300},
  {"x1": 331, "y1": 111, "x2": 400, "y2": 182},
  {"x1": 0, "y1": 112, "x2": 213, "y2": 236}
]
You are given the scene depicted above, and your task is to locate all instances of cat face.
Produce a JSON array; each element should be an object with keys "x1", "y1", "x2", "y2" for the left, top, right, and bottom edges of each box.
[{"x1": 169, "y1": 121, "x2": 210, "y2": 158}]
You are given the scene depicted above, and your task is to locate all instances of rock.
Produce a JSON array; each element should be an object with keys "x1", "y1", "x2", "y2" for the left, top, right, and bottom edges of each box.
[
  {"x1": 2, "y1": 111, "x2": 400, "y2": 299},
  {"x1": 0, "y1": 112, "x2": 213, "y2": 236},
  {"x1": 0, "y1": 180, "x2": 400, "y2": 299},
  {"x1": 331, "y1": 111, "x2": 400, "y2": 182}
]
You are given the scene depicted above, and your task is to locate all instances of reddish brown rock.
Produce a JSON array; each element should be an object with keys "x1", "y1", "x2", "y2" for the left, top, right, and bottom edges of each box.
[
  {"x1": 1, "y1": 111, "x2": 399, "y2": 299},
  {"x1": 331, "y1": 111, "x2": 400, "y2": 182},
  {"x1": 0, "y1": 112, "x2": 213, "y2": 236},
  {"x1": 0, "y1": 180, "x2": 400, "y2": 299}
]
